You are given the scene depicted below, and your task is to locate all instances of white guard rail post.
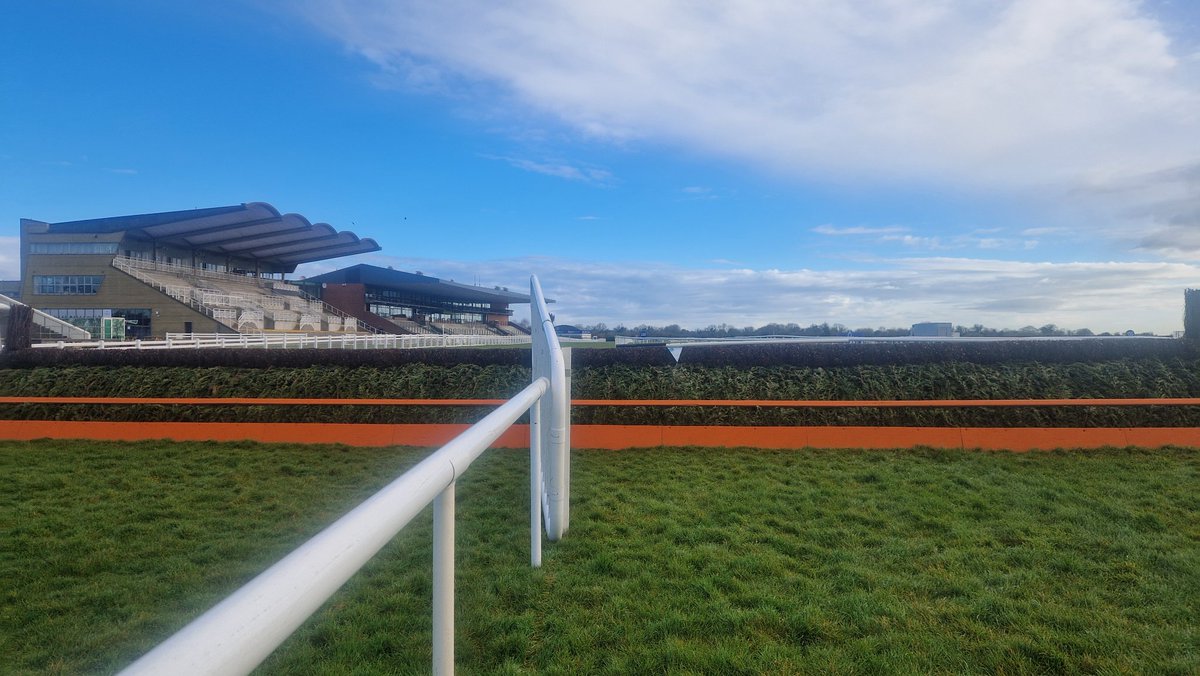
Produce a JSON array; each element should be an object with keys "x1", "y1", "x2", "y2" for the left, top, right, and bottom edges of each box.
[
  {"x1": 530, "y1": 274, "x2": 570, "y2": 543},
  {"x1": 119, "y1": 274, "x2": 569, "y2": 676}
]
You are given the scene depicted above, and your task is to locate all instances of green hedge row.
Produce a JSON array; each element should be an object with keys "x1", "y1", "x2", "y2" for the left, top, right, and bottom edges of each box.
[
  {"x1": 2, "y1": 358, "x2": 1200, "y2": 427},
  {"x1": 2, "y1": 336, "x2": 1192, "y2": 370},
  {"x1": 575, "y1": 360, "x2": 1200, "y2": 400},
  {"x1": 0, "y1": 364, "x2": 530, "y2": 399},
  {"x1": 5, "y1": 403, "x2": 1194, "y2": 428}
]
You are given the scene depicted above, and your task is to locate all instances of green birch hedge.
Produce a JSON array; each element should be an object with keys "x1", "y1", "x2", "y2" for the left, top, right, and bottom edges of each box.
[{"x1": 2, "y1": 349, "x2": 1200, "y2": 427}]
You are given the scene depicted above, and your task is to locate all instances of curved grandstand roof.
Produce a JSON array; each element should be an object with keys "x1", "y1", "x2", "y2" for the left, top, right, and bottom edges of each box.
[
  {"x1": 302, "y1": 264, "x2": 533, "y2": 304},
  {"x1": 47, "y1": 202, "x2": 381, "y2": 267}
]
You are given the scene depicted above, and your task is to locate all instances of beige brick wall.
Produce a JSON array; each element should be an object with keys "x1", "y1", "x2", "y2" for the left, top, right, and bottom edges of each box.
[{"x1": 23, "y1": 255, "x2": 227, "y2": 337}]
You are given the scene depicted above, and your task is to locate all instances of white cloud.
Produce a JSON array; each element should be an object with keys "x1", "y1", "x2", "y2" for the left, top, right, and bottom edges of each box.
[
  {"x1": 1079, "y1": 161, "x2": 1200, "y2": 258},
  {"x1": 298, "y1": 253, "x2": 1196, "y2": 334},
  {"x1": 483, "y1": 154, "x2": 613, "y2": 184},
  {"x1": 286, "y1": 0, "x2": 1200, "y2": 321},
  {"x1": 881, "y1": 234, "x2": 946, "y2": 250},
  {"x1": 0, "y1": 237, "x2": 20, "y2": 279},
  {"x1": 300, "y1": 0, "x2": 1200, "y2": 195},
  {"x1": 813, "y1": 225, "x2": 909, "y2": 236}
]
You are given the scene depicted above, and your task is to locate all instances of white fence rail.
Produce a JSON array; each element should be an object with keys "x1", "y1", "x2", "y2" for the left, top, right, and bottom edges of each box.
[
  {"x1": 119, "y1": 275, "x2": 569, "y2": 676},
  {"x1": 32, "y1": 332, "x2": 532, "y2": 350},
  {"x1": 0, "y1": 293, "x2": 92, "y2": 341}
]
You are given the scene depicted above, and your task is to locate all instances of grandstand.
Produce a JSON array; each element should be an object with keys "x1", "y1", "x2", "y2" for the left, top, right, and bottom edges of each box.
[
  {"x1": 14, "y1": 203, "x2": 534, "y2": 341},
  {"x1": 299, "y1": 264, "x2": 532, "y2": 336}
]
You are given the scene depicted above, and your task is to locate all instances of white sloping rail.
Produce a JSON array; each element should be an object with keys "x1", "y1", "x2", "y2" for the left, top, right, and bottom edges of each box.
[
  {"x1": 119, "y1": 274, "x2": 568, "y2": 676},
  {"x1": 0, "y1": 293, "x2": 92, "y2": 341}
]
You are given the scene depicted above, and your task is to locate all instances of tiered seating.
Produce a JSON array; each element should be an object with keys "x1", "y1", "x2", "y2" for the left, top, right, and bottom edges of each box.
[
  {"x1": 237, "y1": 310, "x2": 264, "y2": 331},
  {"x1": 388, "y1": 317, "x2": 436, "y2": 335},
  {"x1": 112, "y1": 257, "x2": 361, "y2": 333},
  {"x1": 432, "y1": 322, "x2": 502, "y2": 336},
  {"x1": 271, "y1": 310, "x2": 298, "y2": 331}
]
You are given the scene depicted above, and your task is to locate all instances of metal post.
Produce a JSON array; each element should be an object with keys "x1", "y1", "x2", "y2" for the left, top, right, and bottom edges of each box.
[
  {"x1": 530, "y1": 401, "x2": 542, "y2": 568},
  {"x1": 561, "y1": 347, "x2": 572, "y2": 526},
  {"x1": 432, "y1": 482, "x2": 455, "y2": 675}
]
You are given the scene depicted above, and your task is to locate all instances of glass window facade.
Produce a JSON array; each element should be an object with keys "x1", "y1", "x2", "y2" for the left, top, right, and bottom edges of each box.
[
  {"x1": 33, "y1": 275, "x2": 104, "y2": 295},
  {"x1": 44, "y1": 308, "x2": 152, "y2": 338},
  {"x1": 29, "y1": 242, "x2": 119, "y2": 254},
  {"x1": 363, "y1": 287, "x2": 502, "y2": 323}
]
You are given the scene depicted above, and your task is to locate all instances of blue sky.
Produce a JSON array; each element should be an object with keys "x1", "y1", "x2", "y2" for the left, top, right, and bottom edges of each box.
[{"x1": 4, "y1": 1, "x2": 1200, "y2": 332}]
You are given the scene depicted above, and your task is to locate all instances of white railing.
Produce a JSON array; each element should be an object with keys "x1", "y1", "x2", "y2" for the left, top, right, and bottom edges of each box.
[
  {"x1": 0, "y1": 293, "x2": 92, "y2": 341},
  {"x1": 120, "y1": 275, "x2": 569, "y2": 676},
  {"x1": 32, "y1": 332, "x2": 533, "y2": 350}
]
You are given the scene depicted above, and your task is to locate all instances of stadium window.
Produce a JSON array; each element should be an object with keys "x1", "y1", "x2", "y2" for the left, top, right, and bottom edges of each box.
[
  {"x1": 44, "y1": 308, "x2": 111, "y2": 334},
  {"x1": 33, "y1": 275, "x2": 104, "y2": 295},
  {"x1": 113, "y1": 308, "x2": 152, "y2": 338},
  {"x1": 29, "y1": 242, "x2": 119, "y2": 254}
]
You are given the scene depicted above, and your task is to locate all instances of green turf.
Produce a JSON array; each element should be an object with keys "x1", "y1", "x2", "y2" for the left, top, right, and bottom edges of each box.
[{"x1": 1, "y1": 441, "x2": 1197, "y2": 674}]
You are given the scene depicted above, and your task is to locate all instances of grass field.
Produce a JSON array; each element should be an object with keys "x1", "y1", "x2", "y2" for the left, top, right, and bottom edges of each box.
[{"x1": 2, "y1": 440, "x2": 1197, "y2": 674}]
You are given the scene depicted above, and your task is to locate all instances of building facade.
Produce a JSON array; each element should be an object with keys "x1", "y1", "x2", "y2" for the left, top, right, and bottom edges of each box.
[
  {"x1": 300, "y1": 264, "x2": 531, "y2": 334},
  {"x1": 18, "y1": 203, "x2": 379, "y2": 338}
]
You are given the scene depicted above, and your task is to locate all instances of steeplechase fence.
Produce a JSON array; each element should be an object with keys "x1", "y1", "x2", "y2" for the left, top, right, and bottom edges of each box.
[{"x1": 4, "y1": 397, "x2": 1200, "y2": 452}]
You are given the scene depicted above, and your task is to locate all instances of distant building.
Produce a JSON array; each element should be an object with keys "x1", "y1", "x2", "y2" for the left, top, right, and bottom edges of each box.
[
  {"x1": 554, "y1": 324, "x2": 588, "y2": 339},
  {"x1": 911, "y1": 322, "x2": 954, "y2": 337},
  {"x1": 15, "y1": 202, "x2": 533, "y2": 341},
  {"x1": 299, "y1": 264, "x2": 532, "y2": 336}
]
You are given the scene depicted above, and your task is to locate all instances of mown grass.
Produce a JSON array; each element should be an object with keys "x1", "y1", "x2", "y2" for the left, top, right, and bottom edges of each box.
[{"x1": 2, "y1": 440, "x2": 1197, "y2": 674}]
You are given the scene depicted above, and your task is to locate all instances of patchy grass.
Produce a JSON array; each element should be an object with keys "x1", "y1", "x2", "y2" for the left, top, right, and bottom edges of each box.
[{"x1": 1, "y1": 441, "x2": 1197, "y2": 674}]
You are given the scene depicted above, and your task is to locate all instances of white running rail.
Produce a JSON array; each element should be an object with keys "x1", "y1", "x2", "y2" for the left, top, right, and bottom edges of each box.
[
  {"x1": 32, "y1": 332, "x2": 532, "y2": 350},
  {"x1": 119, "y1": 275, "x2": 569, "y2": 676}
]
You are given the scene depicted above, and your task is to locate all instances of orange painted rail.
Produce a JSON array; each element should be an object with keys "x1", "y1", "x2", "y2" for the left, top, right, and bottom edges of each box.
[
  {"x1": 0, "y1": 420, "x2": 1198, "y2": 452},
  {"x1": 3, "y1": 397, "x2": 1198, "y2": 451},
  {"x1": 3, "y1": 397, "x2": 1200, "y2": 407}
]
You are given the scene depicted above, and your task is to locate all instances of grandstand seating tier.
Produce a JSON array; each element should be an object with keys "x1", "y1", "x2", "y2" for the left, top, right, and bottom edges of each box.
[{"x1": 112, "y1": 257, "x2": 361, "y2": 334}]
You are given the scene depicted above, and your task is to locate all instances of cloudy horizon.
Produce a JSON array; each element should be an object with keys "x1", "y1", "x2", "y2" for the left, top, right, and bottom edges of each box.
[
  {"x1": 4, "y1": 1, "x2": 1200, "y2": 334},
  {"x1": 296, "y1": 252, "x2": 1199, "y2": 334}
]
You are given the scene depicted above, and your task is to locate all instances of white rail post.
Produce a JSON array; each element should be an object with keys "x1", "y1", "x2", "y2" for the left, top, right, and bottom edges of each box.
[
  {"x1": 561, "y1": 346, "x2": 572, "y2": 525},
  {"x1": 432, "y1": 482, "x2": 455, "y2": 674},
  {"x1": 530, "y1": 275, "x2": 569, "y2": 541},
  {"x1": 530, "y1": 391, "x2": 543, "y2": 567}
]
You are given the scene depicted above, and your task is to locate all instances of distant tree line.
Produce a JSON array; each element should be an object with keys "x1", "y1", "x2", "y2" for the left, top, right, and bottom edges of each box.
[{"x1": 565, "y1": 321, "x2": 1156, "y2": 339}]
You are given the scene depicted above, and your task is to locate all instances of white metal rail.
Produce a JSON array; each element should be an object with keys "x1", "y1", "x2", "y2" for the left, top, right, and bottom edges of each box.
[
  {"x1": 33, "y1": 332, "x2": 532, "y2": 350},
  {"x1": 119, "y1": 275, "x2": 569, "y2": 676}
]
